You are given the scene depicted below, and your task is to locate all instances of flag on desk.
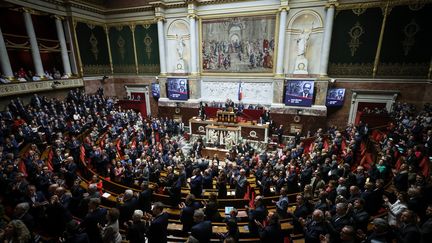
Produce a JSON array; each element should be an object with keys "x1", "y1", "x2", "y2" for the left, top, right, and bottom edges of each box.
[{"x1": 238, "y1": 82, "x2": 244, "y2": 101}]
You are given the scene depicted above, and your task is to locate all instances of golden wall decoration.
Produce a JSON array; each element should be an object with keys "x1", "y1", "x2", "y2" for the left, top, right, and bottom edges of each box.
[
  {"x1": 83, "y1": 64, "x2": 111, "y2": 74},
  {"x1": 348, "y1": 22, "x2": 364, "y2": 56},
  {"x1": 408, "y1": 3, "x2": 425, "y2": 11},
  {"x1": 402, "y1": 19, "x2": 419, "y2": 56},
  {"x1": 328, "y1": 63, "x2": 373, "y2": 77},
  {"x1": 377, "y1": 62, "x2": 429, "y2": 77},
  {"x1": 352, "y1": 8, "x2": 367, "y2": 16},
  {"x1": 89, "y1": 33, "x2": 99, "y2": 60},
  {"x1": 144, "y1": 34, "x2": 153, "y2": 60},
  {"x1": 138, "y1": 64, "x2": 160, "y2": 73},
  {"x1": 117, "y1": 35, "x2": 126, "y2": 60}
]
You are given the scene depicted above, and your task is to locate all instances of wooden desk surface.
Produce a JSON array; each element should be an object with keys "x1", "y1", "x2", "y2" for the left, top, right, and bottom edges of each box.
[{"x1": 190, "y1": 118, "x2": 269, "y2": 129}]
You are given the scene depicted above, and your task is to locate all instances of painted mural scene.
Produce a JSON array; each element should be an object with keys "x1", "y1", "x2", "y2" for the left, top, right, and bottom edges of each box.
[
  {"x1": 202, "y1": 16, "x2": 275, "y2": 72},
  {"x1": 0, "y1": 1, "x2": 431, "y2": 243}
]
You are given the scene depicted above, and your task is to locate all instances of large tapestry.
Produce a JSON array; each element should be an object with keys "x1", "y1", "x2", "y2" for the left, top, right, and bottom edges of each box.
[
  {"x1": 109, "y1": 25, "x2": 135, "y2": 74},
  {"x1": 75, "y1": 21, "x2": 111, "y2": 75},
  {"x1": 135, "y1": 24, "x2": 160, "y2": 74},
  {"x1": 201, "y1": 15, "x2": 276, "y2": 73}
]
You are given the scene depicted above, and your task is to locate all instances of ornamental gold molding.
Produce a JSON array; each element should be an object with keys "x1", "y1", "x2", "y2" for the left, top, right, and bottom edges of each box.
[
  {"x1": 82, "y1": 64, "x2": 111, "y2": 75},
  {"x1": 117, "y1": 35, "x2": 126, "y2": 61},
  {"x1": 348, "y1": 22, "x2": 364, "y2": 57},
  {"x1": 89, "y1": 33, "x2": 99, "y2": 60},
  {"x1": 130, "y1": 24, "x2": 139, "y2": 74},
  {"x1": 143, "y1": 34, "x2": 153, "y2": 60},
  {"x1": 402, "y1": 19, "x2": 420, "y2": 56},
  {"x1": 373, "y1": 0, "x2": 390, "y2": 78},
  {"x1": 138, "y1": 64, "x2": 161, "y2": 74},
  {"x1": 328, "y1": 63, "x2": 373, "y2": 77},
  {"x1": 336, "y1": 0, "x2": 432, "y2": 10},
  {"x1": 0, "y1": 79, "x2": 84, "y2": 98},
  {"x1": 376, "y1": 62, "x2": 429, "y2": 77}
]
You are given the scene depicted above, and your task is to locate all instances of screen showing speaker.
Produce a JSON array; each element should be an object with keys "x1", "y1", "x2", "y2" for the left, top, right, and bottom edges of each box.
[{"x1": 167, "y1": 78, "x2": 189, "y2": 100}]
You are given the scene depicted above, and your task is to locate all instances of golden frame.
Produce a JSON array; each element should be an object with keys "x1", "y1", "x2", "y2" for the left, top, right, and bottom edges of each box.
[{"x1": 198, "y1": 11, "x2": 279, "y2": 77}]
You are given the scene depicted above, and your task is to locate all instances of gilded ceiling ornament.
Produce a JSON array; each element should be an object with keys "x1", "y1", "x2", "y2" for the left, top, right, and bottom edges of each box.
[
  {"x1": 348, "y1": 22, "x2": 364, "y2": 57},
  {"x1": 352, "y1": 8, "x2": 367, "y2": 16},
  {"x1": 87, "y1": 23, "x2": 96, "y2": 30},
  {"x1": 89, "y1": 33, "x2": 99, "y2": 60},
  {"x1": 402, "y1": 19, "x2": 419, "y2": 56},
  {"x1": 144, "y1": 34, "x2": 153, "y2": 60},
  {"x1": 117, "y1": 36, "x2": 126, "y2": 60},
  {"x1": 143, "y1": 24, "x2": 151, "y2": 29},
  {"x1": 408, "y1": 3, "x2": 425, "y2": 11}
]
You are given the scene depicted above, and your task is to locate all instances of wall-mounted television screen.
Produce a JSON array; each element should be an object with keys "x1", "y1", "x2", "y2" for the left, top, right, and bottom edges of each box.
[
  {"x1": 167, "y1": 78, "x2": 189, "y2": 100},
  {"x1": 151, "y1": 83, "x2": 160, "y2": 98}
]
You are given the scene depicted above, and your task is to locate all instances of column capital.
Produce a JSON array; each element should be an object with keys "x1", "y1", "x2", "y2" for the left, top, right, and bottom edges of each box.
[
  {"x1": 103, "y1": 24, "x2": 109, "y2": 34},
  {"x1": 21, "y1": 7, "x2": 35, "y2": 14},
  {"x1": 187, "y1": 13, "x2": 198, "y2": 19},
  {"x1": 325, "y1": 0, "x2": 339, "y2": 8},
  {"x1": 51, "y1": 15, "x2": 64, "y2": 21},
  {"x1": 278, "y1": 6, "x2": 290, "y2": 12},
  {"x1": 129, "y1": 24, "x2": 136, "y2": 32},
  {"x1": 154, "y1": 16, "x2": 166, "y2": 22}
]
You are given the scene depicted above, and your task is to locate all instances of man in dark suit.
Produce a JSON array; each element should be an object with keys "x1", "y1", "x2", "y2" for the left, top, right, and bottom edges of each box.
[
  {"x1": 118, "y1": 189, "x2": 138, "y2": 225},
  {"x1": 421, "y1": 205, "x2": 432, "y2": 243},
  {"x1": 255, "y1": 212, "x2": 283, "y2": 243},
  {"x1": 300, "y1": 82, "x2": 313, "y2": 98},
  {"x1": 180, "y1": 194, "x2": 200, "y2": 232},
  {"x1": 138, "y1": 181, "x2": 152, "y2": 213},
  {"x1": 146, "y1": 202, "x2": 169, "y2": 243},
  {"x1": 302, "y1": 209, "x2": 331, "y2": 243},
  {"x1": 190, "y1": 168, "x2": 203, "y2": 198},
  {"x1": 247, "y1": 196, "x2": 268, "y2": 237},
  {"x1": 277, "y1": 125, "x2": 284, "y2": 144},
  {"x1": 190, "y1": 209, "x2": 213, "y2": 243},
  {"x1": 396, "y1": 210, "x2": 421, "y2": 243},
  {"x1": 235, "y1": 169, "x2": 248, "y2": 199},
  {"x1": 79, "y1": 198, "x2": 107, "y2": 243}
]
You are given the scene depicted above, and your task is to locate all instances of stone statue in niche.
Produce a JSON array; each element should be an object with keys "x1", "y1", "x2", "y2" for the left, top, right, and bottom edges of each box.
[
  {"x1": 294, "y1": 27, "x2": 312, "y2": 74},
  {"x1": 296, "y1": 28, "x2": 311, "y2": 57},
  {"x1": 175, "y1": 34, "x2": 186, "y2": 73}
]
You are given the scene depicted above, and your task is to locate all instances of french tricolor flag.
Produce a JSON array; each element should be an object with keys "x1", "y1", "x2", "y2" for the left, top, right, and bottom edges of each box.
[{"x1": 238, "y1": 82, "x2": 244, "y2": 101}]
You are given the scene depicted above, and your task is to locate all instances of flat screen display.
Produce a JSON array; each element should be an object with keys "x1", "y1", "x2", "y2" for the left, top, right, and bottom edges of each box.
[
  {"x1": 167, "y1": 78, "x2": 189, "y2": 100},
  {"x1": 284, "y1": 80, "x2": 314, "y2": 107}
]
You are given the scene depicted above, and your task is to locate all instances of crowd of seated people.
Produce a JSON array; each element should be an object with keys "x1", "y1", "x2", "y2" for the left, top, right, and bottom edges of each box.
[
  {"x1": 0, "y1": 88, "x2": 431, "y2": 243},
  {"x1": 0, "y1": 67, "x2": 70, "y2": 84}
]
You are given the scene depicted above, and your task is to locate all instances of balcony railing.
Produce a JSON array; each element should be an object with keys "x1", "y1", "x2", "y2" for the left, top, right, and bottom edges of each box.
[{"x1": 0, "y1": 78, "x2": 84, "y2": 97}]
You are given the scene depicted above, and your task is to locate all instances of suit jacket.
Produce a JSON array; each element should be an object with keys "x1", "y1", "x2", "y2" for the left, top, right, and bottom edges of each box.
[
  {"x1": 235, "y1": 176, "x2": 247, "y2": 198},
  {"x1": 180, "y1": 205, "x2": 196, "y2": 232},
  {"x1": 147, "y1": 212, "x2": 169, "y2": 243},
  {"x1": 304, "y1": 220, "x2": 331, "y2": 243},
  {"x1": 127, "y1": 221, "x2": 147, "y2": 243},
  {"x1": 398, "y1": 223, "x2": 421, "y2": 243},
  {"x1": 80, "y1": 207, "x2": 108, "y2": 243},
  {"x1": 421, "y1": 217, "x2": 432, "y2": 243},
  {"x1": 190, "y1": 175, "x2": 203, "y2": 197},
  {"x1": 138, "y1": 189, "x2": 153, "y2": 213},
  {"x1": 259, "y1": 222, "x2": 284, "y2": 243},
  {"x1": 118, "y1": 198, "x2": 138, "y2": 224},
  {"x1": 191, "y1": 221, "x2": 213, "y2": 243}
]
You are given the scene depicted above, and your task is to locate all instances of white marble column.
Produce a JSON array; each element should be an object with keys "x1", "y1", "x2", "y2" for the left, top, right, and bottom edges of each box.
[
  {"x1": 157, "y1": 18, "x2": 167, "y2": 75},
  {"x1": 54, "y1": 16, "x2": 72, "y2": 76},
  {"x1": 23, "y1": 10, "x2": 44, "y2": 77},
  {"x1": 189, "y1": 14, "x2": 198, "y2": 74},
  {"x1": 63, "y1": 19, "x2": 78, "y2": 75},
  {"x1": 0, "y1": 26, "x2": 13, "y2": 78},
  {"x1": 319, "y1": 3, "x2": 336, "y2": 76},
  {"x1": 275, "y1": 8, "x2": 288, "y2": 75}
]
